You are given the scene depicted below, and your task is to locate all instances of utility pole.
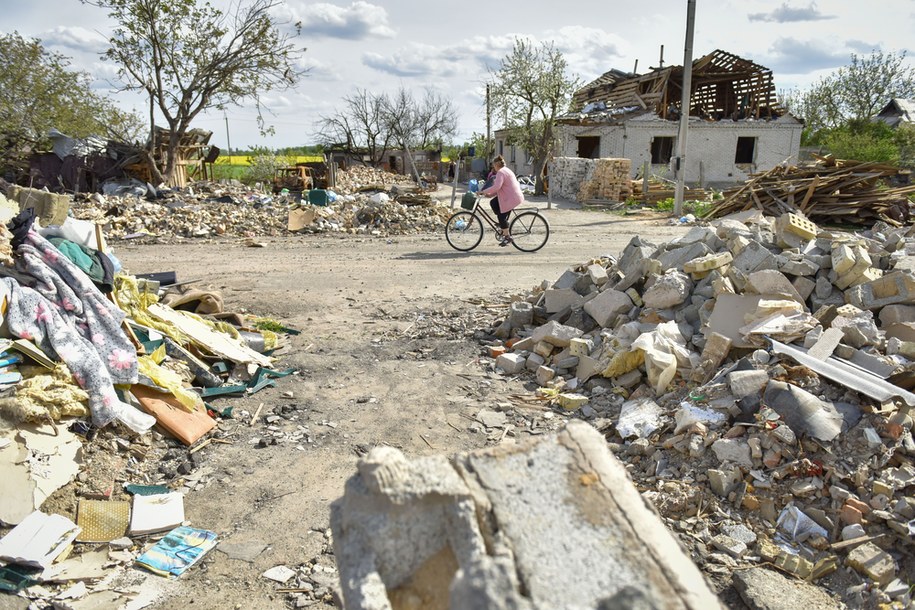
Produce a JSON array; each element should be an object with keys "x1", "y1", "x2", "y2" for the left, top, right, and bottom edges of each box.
[
  {"x1": 674, "y1": 0, "x2": 697, "y2": 217},
  {"x1": 486, "y1": 84, "x2": 492, "y2": 164},
  {"x1": 224, "y1": 112, "x2": 231, "y2": 154}
]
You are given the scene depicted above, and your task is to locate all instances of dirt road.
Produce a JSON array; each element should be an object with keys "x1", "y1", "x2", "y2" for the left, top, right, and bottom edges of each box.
[{"x1": 116, "y1": 202, "x2": 689, "y2": 609}]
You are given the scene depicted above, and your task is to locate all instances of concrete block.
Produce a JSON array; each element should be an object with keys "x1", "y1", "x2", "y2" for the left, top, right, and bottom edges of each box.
[
  {"x1": 511, "y1": 336, "x2": 534, "y2": 352},
  {"x1": 658, "y1": 242, "x2": 711, "y2": 272},
  {"x1": 848, "y1": 350, "x2": 896, "y2": 378},
  {"x1": 509, "y1": 301, "x2": 534, "y2": 329},
  {"x1": 776, "y1": 212, "x2": 818, "y2": 241},
  {"x1": 531, "y1": 320, "x2": 583, "y2": 347},
  {"x1": 552, "y1": 269, "x2": 584, "y2": 291},
  {"x1": 331, "y1": 422, "x2": 725, "y2": 610},
  {"x1": 792, "y1": 276, "x2": 816, "y2": 301},
  {"x1": 712, "y1": 439, "x2": 753, "y2": 468},
  {"x1": 496, "y1": 353, "x2": 526, "y2": 374},
  {"x1": 557, "y1": 393, "x2": 588, "y2": 410},
  {"x1": 711, "y1": 534, "x2": 747, "y2": 558},
  {"x1": 642, "y1": 271, "x2": 692, "y2": 309},
  {"x1": 832, "y1": 244, "x2": 856, "y2": 275},
  {"x1": 576, "y1": 355, "x2": 603, "y2": 382},
  {"x1": 587, "y1": 264, "x2": 609, "y2": 286},
  {"x1": 847, "y1": 271, "x2": 915, "y2": 310},
  {"x1": 683, "y1": 251, "x2": 733, "y2": 275},
  {"x1": 847, "y1": 542, "x2": 896, "y2": 586},
  {"x1": 708, "y1": 467, "x2": 742, "y2": 497},
  {"x1": 879, "y1": 304, "x2": 915, "y2": 326},
  {"x1": 691, "y1": 332, "x2": 732, "y2": 383},
  {"x1": 544, "y1": 288, "x2": 585, "y2": 313},
  {"x1": 583, "y1": 289, "x2": 633, "y2": 328},
  {"x1": 728, "y1": 370, "x2": 769, "y2": 398},
  {"x1": 814, "y1": 276, "x2": 833, "y2": 300},
  {"x1": 568, "y1": 338, "x2": 591, "y2": 358},
  {"x1": 807, "y1": 327, "x2": 844, "y2": 361},
  {"x1": 535, "y1": 366, "x2": 556, "y2": 386},
  {"x1": 734, "y1": 568, "x2": 843, "y2": 610},
  {"x1": 732, "y1": 241, "x2": 777, "y2": 275},
  {"x1": 526, "y1": 353, "x2": 546, "y2": 371},
  {"x1": 779, "y1": 257, "x2": 819, "y2": 277},
  {"x1": 745, "y1": 270, "x2": 804, "y2": 303},
  {"x1": 534, "y1": 341, "x2": 554, "y2": 358}
]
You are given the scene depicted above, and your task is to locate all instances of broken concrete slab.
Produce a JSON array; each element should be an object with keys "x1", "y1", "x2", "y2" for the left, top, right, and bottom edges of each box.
[
  {"x1": 846, "y1": 542, "x2": 895, "y2": 586},
  {"x1": 331, "y1": 422, "x2": 722, "y2": 610},
  {"x1": 744, "y1": 270, "x2": 805, "y2": 304},
  {"x1": 530, "y1": 320, "x2": 583, "y2": 348},
  {"x1": 583, "y1": 289, "x2": 632, "y2": 328},
  {"x1": 807, "y1": 327, "x2": 844, "y2": 361},
  {"x1": 642, "y1": 271, "x2": 692, "y2": 309},
  {"x1": 495, "y1": 353, "x2": 526, "y2": 375},
  {"x1": 733, "y1": 567, "x2": 841, "y2": 610},
  {"x1": 543, "y1": 288, "x2": 585, "y2": 313}
]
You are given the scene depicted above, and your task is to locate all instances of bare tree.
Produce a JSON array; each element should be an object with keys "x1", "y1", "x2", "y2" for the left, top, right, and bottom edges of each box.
[
  {"x1": 317, "y1": 89, "x2": 392, "y2": 167},
  {"x1": 488, "y1": 39, "x2": 580, "y2": 194},
  {"x1": 86, "y1": 0, "x2": 306, "y2": 185}
]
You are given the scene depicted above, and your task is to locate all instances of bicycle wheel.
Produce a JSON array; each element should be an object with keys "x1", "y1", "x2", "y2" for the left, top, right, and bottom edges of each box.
[
  {"x1": 509, "y1": 211, "x2": 550, "y2": 252},
  {"x1": 445, "y1": 211, "x2": 484, "y2": 251}
]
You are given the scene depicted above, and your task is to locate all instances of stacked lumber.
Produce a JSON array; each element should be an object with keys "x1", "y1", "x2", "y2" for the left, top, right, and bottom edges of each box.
[
  {"x1": 705, "y1": 157, "x2": 915, "y2": 226},
  {"x1": 630, "y1": 178, "x2": 708, "y2": 205}
]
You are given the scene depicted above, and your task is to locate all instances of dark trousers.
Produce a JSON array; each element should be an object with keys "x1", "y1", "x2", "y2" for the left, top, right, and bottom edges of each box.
[{"x1": 490, "y1": 197, "x2": 510, "y2": 229}]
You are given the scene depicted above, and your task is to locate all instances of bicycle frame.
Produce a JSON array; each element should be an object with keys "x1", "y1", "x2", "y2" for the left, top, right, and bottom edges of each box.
[{"x1": 468, "y1": 197, "x2": 526, "y2": 233}]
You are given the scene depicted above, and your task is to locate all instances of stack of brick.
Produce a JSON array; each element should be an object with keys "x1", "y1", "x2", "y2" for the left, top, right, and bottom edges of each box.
[
  {"x1": 478, "y1": 208, "x2": 915, "y2": 607},
  {"x1": 548, "y1": 157, "x2": 593, "y2": 201},
  {"x1": 577, "y1": 158, "x2": 632, "y2": 202}
]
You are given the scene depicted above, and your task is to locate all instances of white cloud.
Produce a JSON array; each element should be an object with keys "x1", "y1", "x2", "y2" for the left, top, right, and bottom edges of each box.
[
  {"x1": 762, "y1": 37, "x2": 850, "y2": 74},
  {"x1": 282, "y1": 1, "x2": 395, "y2": 40},
  {"x1": 748, "y1": 2, "x2": 836, "y2": 23},
  {"x1": 40, "y1": 25, "x2": 109, "y2": 54}
]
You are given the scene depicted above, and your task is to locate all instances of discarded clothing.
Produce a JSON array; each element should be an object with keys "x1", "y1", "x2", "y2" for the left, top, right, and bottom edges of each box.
[
  {"x1": 0, "y1": 278, "x2": 149, "y2": 430},
  {"x1": 47, "y1": 237, "x2": 114, "y2": 293},
  {"x1": 14, "y1": 230, "x2": 136, "y2": 384}
]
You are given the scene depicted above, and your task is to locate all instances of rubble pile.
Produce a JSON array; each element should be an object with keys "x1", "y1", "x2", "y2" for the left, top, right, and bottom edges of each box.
[
  {"x1": 333, "y1": 165, "x2": 410, "y2": 192},
  {"x1": 69, "y1": 173, "x2": 453, "y2": 241},
  {"x1": 706, "y1": 157, "x2": 915, "y2": 227},
  {"x1": 479, "y1": 209, "x2": 915, "y2": 607}
]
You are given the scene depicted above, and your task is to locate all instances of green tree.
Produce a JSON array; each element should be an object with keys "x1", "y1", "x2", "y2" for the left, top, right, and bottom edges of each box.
[
  {"x1": 783, "y1": 50, "x2": 915, "y2": 138},
  {"x1": 488, "y1": 39, "x2": 580, "y2": 195},
  {"x1": 0, "y1": 32, "x2": 143, "y2": 170},
  {"x1": 819, "y1": 120, "x2": 900, "y2": 163},
  {"x1": 86, "y1": 0, "x2": 306, "y2": 185}
]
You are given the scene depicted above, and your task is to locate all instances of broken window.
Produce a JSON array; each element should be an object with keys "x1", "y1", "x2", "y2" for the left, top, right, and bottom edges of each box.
[
  {"x1": 576, "y1": 136, "x2": 601, "y2": 159},
  {"x1": 650, "y1": 137, "x2": 674, "y2": 164},
  {"x1": 735, "y1": 137, "x2": 756, "y2": 164}
]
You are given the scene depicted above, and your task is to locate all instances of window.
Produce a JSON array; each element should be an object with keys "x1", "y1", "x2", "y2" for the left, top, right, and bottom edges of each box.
[
  {"x1": 576, "y1": 136, "x2": 601, "y2": 159},
  {"x1": 735, "y1": 137, "x2": 756, "y2": 164},
  {"x1": 510, "y1": 145, "x2": 516, "y2": 163},
  {"x1": 498, "y1": 140, "x2": 504, "y2": 156},
  {"x1": 650, "y1": 136, "x2": 674, "y2": 164}
]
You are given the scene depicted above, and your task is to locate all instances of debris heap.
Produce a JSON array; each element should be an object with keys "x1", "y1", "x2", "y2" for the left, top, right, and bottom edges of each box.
[
  {"x1": 481, "y1": 209, "x2": 915, "y2": 608},
  {"x1": 706, "y1": 157, "x2": 915, "y2": 227},
  {"x1": 68, "y1": 168, "x2": 453, "y2": 240}
]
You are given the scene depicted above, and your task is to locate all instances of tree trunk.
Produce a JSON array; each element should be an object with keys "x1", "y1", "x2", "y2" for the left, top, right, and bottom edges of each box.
[
  {"x1": 163, "y1": 129, "x2": 181, "y2": 186},
  {"x1": 532, "y1": 154, "x2": 548, "y2": 195}
]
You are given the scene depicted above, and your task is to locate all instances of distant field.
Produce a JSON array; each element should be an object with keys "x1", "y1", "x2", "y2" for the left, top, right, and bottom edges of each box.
[{"x1": 216, "y1": 155, "x2": 324, "y2": 166}]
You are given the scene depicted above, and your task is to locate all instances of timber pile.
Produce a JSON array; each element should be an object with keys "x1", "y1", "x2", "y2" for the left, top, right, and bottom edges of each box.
[
  {"x1": 704, "y1": 157, "x2": 915, "y2": 226},
  {"x1": 630, "y1": 178, "x2": 708, "y2": 205}
]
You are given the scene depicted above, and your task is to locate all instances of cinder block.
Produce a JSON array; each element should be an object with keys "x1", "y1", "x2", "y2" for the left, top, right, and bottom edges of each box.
[
  {"x1": 496, "y1": 353, "x2": 526, "y2": 374},
  {"x1": 847, "y1": 272, "x2": 915, "y2": 310},
  {"x1": 792, "y1": 276, "x2": 816, "y2": 301},
  {"x1": 776, "y1": 212, "x2": 818, "y2": 241},
  {"x1": 831, "y1": 244, "x2": 856, "y2": 275},
  {"x1": 732, "y1": 240, "x2": 778, "y2": 274},
  {"x1": 568, "y1": 338, "x2": 591, "y2": 358},
  {"x1": 583, "y1": 289, "x2": 633, "y2": 327},
  {"x1": 535, "y1": 365, "x2": 556, "y2": 386},
  {"x1": 879, "y1": 304, "x2": 915, "y2": 326},
  {"x1": 531, "y1": 320, "x2": 584, "y2": 347},
  {"x1": 683, "y1": 251, "x2": 733, "y2": 275}
]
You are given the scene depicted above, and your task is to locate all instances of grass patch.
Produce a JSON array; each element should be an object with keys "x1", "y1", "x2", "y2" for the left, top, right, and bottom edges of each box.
[{"x1": 655, "y1": 197, "x2": 713, "y2": 217}]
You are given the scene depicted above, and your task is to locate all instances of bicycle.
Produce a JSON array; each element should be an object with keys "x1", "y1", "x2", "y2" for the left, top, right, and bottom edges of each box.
[{"x1": 445, "y1": 193, "x2": 550, "y2": 252}]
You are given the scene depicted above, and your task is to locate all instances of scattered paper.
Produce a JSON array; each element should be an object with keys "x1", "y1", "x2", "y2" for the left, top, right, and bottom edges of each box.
[{"x1": 129, "y1": 493, "x2": 185, "y2": 535}]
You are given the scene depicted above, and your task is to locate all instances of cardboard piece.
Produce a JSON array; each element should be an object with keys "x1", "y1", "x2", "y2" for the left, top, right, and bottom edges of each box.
[
  {"x1": 129, "y1": 492, "x2": 185, "y2": 535},
  {"x1": 45, "y1": 549, "x2": 110, "y2": 582},
  {"x1": 131, "y1": 384, "x2": 215, "y2": 446},
  {"x1": 288, "y1": 207, "x2": 316, "y2": 231},
  {"x1": 0, "y1": 437, "x2": 36, "y2": 526}
]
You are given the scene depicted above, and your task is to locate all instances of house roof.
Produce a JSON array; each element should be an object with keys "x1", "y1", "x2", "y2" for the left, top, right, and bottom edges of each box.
[
  {"x1": 562, "y1": 49, "x2": 786, "y2": 124},
  {"x1": 876, "y1": 98, "x2": 915, "y2": 127}
]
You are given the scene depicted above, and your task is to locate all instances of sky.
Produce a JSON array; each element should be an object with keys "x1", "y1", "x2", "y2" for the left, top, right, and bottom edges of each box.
[{"x1": 3, "y1": 0, "x2": 914, "y2": 151}]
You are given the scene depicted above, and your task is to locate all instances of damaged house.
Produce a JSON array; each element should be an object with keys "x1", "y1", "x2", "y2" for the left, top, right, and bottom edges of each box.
[{"x1": 550, "y1": 50, "x2": 803, "y2": 197}]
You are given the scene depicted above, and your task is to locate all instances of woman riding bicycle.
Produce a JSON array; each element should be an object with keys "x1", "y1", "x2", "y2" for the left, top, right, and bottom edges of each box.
[{"x1": 478, "y1": 155, "x2": 524, "y2": 247}]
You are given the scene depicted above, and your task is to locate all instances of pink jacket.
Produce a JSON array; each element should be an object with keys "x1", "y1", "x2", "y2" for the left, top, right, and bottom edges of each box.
[{"x1": 480, "y1": 167, "x2": 523, "y2": 213}]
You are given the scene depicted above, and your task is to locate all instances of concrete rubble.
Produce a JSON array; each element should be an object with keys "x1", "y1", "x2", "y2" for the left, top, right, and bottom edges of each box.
[
  {"x1": 474, "y1": 210, "x2": 915, "y2": 608},
  {"x1": 331, "y1": 421, "x2": 722, "y2": 610},
  {"x1": 67, "y1": 167, "x2": 454, "y2": 241}
]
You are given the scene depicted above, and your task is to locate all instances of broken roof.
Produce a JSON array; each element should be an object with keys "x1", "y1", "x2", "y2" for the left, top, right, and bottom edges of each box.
[
  {"x1": 563, "y1": 49, "x2": 786, "y2": 124},
  {"x1": 876, "y1": 98, "x2": 915, "y2": 127}
]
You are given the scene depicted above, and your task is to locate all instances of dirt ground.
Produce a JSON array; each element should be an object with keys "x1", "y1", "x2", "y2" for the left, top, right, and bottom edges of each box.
[{"x1": 114, "y1": 196, "x2": 691, "y2": 609}]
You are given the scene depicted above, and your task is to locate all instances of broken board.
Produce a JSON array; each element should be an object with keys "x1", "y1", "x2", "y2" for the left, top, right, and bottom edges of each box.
[{"x1": 131, "y1": 384, "x2": 215, "y2": 446}]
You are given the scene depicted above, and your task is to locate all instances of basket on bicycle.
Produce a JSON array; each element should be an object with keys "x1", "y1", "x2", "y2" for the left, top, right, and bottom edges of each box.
[{"x1": 460, "y1": 192, "x2": 477, "y2": 210}]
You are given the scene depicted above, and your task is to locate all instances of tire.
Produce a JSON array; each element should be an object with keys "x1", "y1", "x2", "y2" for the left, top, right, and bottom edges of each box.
[
  {"x1": 509, "y1": 212, "x2": 549, "y2": 252},
  {"x1": 445, "y1": 211, "x2": 483, "y2": 251}
]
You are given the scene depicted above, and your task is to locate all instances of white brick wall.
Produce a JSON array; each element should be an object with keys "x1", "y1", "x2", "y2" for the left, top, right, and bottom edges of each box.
[{"x1": 556, "y1": 116, "x2": 802, "y2": 185}]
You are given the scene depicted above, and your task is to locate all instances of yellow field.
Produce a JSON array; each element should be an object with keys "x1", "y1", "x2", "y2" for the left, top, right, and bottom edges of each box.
[{"x1": 216, "y1": 155, "x2": 323, "y2": 165}]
